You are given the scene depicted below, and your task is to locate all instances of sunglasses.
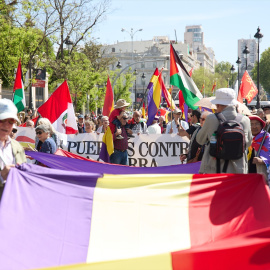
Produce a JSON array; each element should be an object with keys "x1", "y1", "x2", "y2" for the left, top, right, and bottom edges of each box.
[
  {"x1": 12, "y1": 129, "x2": 17, "y2": 133},
  {"x1": 200, "y1": 118, "x2": 206, "y2": 121},
  {"x1": 122, "y1": 117, "x2": 128, "y2": 120},
  {"x1": 36, "y1": 131, "x2": 43, "y2": 135},
  {"x1": 0, "y1": 119, "x2": 16, "y2": 124}
]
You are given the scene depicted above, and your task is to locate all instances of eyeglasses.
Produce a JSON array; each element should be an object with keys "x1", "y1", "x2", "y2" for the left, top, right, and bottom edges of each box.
[
  {"x1": 0, "y1": 119, "x2": 16, "y2": 124},
  {"x1": 12, "y1": 129, "x2": 17, "y2": 133},
  {"x1": 200, "y1": 118, "x2": 206, "y2": 121},
  {"x1": 122, "y1": 118, "x2": 128, "y2": 120},
  {"x1": 190, "y1": 115, "x2": 194, "y2": 117},
  {"x1": 36, "y1": 131, "x2": 43, "y2": 135}
]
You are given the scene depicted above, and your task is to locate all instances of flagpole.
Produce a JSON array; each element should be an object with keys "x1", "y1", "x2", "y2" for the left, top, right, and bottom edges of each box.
[{"x1": 203, "y1": 80, "x2": 205, "y2": 98}]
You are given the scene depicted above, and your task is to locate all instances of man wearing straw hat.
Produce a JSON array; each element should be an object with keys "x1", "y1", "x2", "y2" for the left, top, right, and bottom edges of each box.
[
  {"x1": 196, "y1": 88, "x2": 252, "y2": 174},
  {"x1": 165, "y1": 107, "x2": 189, "y2": 134},
  {"x1": 0, "y1": 99, "x2": 26, "y2": 199}
]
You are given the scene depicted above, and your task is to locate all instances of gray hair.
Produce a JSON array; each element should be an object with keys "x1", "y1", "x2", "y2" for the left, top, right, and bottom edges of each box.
[
  {"x1": 35, "y1": 124, "x2": 50, "y2": 134},
  {"x1": 37, "y1": 118, "x2": 56, "y2": 135},
  {"x1": 201, "y1": 111, "x2": 212, "y2": 118}
]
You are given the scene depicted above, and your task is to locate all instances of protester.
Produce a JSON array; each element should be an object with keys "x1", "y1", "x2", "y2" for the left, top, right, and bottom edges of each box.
[
  {"x1": 129, "y1": 110, "x2": 149, "y2": 135},
  {"x1": 257, "y1": 108, "x2": 266, "y2": 121},
  {"x1": 196, "y1": 88, "x2": 252, "y2": 174},
  {"x1": 165, "y1": 108, "x2": 189, "y2": 134},
  {"x1": 248, "y1": 115, "x2": 270, "y2": 183},
  {"x1": 158, "y1": 116, "x2": 166, "y2": 134},
  {"x1": 96, "y1": 116, "x2": 109, "y2": 134},
  {"x1": 180, "y1": 111, "x2": 211, "y2": 164},
  {"x1": 0, "y1": 99, "x2": 26, "y2": 198},
  {"x1": 37, "y1": 118, "x2": 59, "y2": 148},
  {"x1": 9, "y1": 124, "x2": 17, "y2": 139},
  {"x1": 35, "y1": 124, "x2": 57, "y2": 154},
  {"x1": 109, "y1": 99, "x2": 134, "y2": 139},
  {"x1": 95, "y1": 115, "x2": 103, "y2": 132},
  {"x1": 26, "y1": 119, "x2": 34, "y2": 128},
  {"x1": 178, "y1": 109, "x2": 201, "y2": 138},
  {"x1": 110, "y1": 113, "x2": 130, "y2": 165},
  {"x1": 85, "y1": 120, "x2": 95, "y2": 133},
  {"x1": 77, "y1": 114, "x2": 85, "y2": 133},
  {"x1": 148, "y1": 116, "x2": 161, "y2": 134}
]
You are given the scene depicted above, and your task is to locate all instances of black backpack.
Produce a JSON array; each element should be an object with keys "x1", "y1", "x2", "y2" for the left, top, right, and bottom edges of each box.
[{"x1": 209, "y1": 113, "x2": 246, "y2": 173}]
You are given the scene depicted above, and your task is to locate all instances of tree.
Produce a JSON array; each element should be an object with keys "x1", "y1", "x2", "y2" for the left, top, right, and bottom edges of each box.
[{"x1": 252, "y1": 47, "x2": 270, "y2": 94}]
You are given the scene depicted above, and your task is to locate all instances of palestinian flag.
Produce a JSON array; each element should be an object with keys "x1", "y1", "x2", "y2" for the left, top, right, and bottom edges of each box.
[
  {"x1": 37, "y1": 80, "x2": 78, "y2": 134},
  {"x1": 170, "y1": 44, "x2": 202, "y2": 109},
  {"x1": 13, "y1": 59, "x2": 26, "y2": 112}
]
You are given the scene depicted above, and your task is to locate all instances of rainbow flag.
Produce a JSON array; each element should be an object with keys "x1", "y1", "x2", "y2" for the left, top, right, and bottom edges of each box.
[{"x1": 1, "y1": 164, "x2": 270, "y2": 270}]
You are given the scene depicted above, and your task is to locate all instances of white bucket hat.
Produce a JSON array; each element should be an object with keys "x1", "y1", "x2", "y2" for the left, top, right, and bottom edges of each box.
[
  {"x1": 0, "y1": 99, "x2": 20, "y2": 123},
  {"x1": 114, "y1": 99, "x2": 130, "y2": 109},
  {"x1": 211, "y1": 88, "x2": 238, "y2": 106}
]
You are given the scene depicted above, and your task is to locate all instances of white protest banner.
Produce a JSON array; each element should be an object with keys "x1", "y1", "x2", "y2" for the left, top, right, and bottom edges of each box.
[{"x1": 16, "y1": 127, "x2": 190, "y2": 167}]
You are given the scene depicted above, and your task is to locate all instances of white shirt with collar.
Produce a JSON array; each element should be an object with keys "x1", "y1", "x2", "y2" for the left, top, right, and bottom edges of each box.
[
  {"x1": 166, "y1": 120, "x2": 189, "y2": 134},
  {"x1": 0, "y1": 136, "x2": 15, "y2": 184}
]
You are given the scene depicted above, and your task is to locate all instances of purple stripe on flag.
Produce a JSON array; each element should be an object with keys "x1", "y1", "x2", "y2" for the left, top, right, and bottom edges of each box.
[
  {"x1": 98, "y1": 141, "x2": 110, "y2": 163},
  {"x1": 0, "y1": 163, "x2": 101, "y2": 270},
  {"x1": 25, "y1": 151, "x2": 201, "y2": 175},
  {"x1": 184, "y1": 103, "x2": 189, "y2": 123}
]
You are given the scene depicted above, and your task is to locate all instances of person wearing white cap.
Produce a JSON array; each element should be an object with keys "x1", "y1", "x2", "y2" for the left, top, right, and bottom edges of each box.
[
  {"x1": 0, "y1": 99, "x2": 26, "y2": 198},
  {"x1": 196, "y1": 88, "x2": 252, "y2": 174},
  {"x1": 165, "y1": 107, "x2": 189, "y2": 134}
]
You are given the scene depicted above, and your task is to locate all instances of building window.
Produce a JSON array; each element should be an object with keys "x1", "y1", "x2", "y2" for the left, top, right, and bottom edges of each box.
[{"x1": 141, "y1": 63, "x2": 145, "y2": 68}]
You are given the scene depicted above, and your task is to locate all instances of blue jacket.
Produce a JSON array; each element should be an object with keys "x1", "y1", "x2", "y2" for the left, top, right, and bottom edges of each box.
[{"x1": 39, "y1": 137, "x2": 57, "y2": 154}]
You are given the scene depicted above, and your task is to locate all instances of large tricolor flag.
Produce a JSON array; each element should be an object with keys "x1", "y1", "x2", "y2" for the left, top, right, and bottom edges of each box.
[
  {"x1": 102, "y1": 76, "x2": 114, "y2": 116},
  {"x1": 37, "y1": 80, "x2": 77, "y2": 134},
  {"x1": 160, "y1": 78, "x2": 175, "y2": 110},
  {"x1": 1, "y1": 164, "x2": 270, "y2": 270},
  {"x1": 13, "y1": 59, "x2": 26, "y2": 112},
  {"x1": 170, "y1": 44, "x2": 202, "y2": 109},
  {"x1": 146, "y1": 68, "x2": 160, "y2": 126}
]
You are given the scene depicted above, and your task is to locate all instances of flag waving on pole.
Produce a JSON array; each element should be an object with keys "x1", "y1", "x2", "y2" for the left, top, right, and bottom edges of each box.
[
  {"x1": 170, "y1": 44, "x2": 202, "y2": 109},
  {"x1": 200, "y1": 83, "x2": 205, "y2": 93},
  {"x1": 211, "y1": 81, "x2": 216, "y2": 93},
  {"x1": 13, "y1": 59, "x2": 26, "y2": 112},
  {"x1": 103, "y1": 76, "x2": 114, "y2": 116},
  {"x1": 237, "y1": 71, "x2": 258, "y2": 104},
  {"x1": 188, "y1": 67, "x2": 194, "y2": 77},
  {"x1": 37, "y1": 80, "x2": 78, "y2": 134}
]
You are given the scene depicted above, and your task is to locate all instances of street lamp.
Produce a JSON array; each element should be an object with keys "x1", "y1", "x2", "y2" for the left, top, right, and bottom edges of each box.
[
  {"x1": 236, "y1": 57, "x2": 241, "y2": 92},
  {"x1": 134, "y1": 69, "x2": 138, "y2": 109},
  {"x1": 254, "y1": 26, "x2": 263, "y2": 109},
  {"x1": 116, "y1": 61, "x2": 122, "y2": 69},
  {"x1": 121, "y1": 28, "x2": 143, "y2": 63},
  {"x1": 243, "y1": 45, "x2": 250, "y2": 71},
  {"x1": 65, "y1": 36, "x2": 73, "y2": 54},
  {"x1": 230, "y1": 65, "x2": 235, "y2": 88}
]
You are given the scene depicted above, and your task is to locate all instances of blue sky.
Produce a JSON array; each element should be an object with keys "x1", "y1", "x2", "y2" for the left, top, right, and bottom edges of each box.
[{"x1": 94, "y1": 0, "x2": 269, "y2": 65}]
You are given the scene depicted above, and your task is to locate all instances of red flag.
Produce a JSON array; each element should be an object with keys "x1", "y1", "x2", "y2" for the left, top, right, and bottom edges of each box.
[
  {"x1": 142, "y1": 103, "x2": 146, "y2": 118},
  {"x1": 189, "y1": 67, "x2": 194, "y2": 77},
  {"x1": 103, "y1": 76, "x2": 114, "y2": 117},
  {"x1": 37, "y1": 81, "x2": 77, "y2": 134},
  {"x1": 211, "y1": 81, "x2": 216, "y2": 93},
  {"x1": 200, "y1": 83, "x2": 205, "y2": 93},
  {"x1": 19, "y1": 116, "x2": 39, "y2": 127},
  {"x1": 237, "y1": 71, "x2": 258, "y2": 104}
]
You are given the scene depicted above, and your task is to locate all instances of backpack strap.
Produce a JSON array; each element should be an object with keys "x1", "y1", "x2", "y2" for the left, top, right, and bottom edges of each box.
[{"x1": 215, "y1": 112, "x2": 226, "y2": 123}]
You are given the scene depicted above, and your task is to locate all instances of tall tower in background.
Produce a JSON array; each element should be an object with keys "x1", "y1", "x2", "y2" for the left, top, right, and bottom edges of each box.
[{"x1": 184, "y1": 25, "x2": 204, "y2": 51}]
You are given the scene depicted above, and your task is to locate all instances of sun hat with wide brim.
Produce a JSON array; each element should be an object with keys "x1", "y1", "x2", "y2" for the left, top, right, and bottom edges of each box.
[
  {"x1": 114, "y1": 99, "x2": 130, "y2": 109},
  {"x1": 249, "y1": 115, "x2": 266, "y2": 129},
  {"x1": 211, "y1": 88, "x2": 238, "y2": 106},
  {"x1": 173, "y1": 107, "x2": 182, "y2": 114},
  {"x1": 0, "y1": 98, "x2": 20, "y2": 123}
]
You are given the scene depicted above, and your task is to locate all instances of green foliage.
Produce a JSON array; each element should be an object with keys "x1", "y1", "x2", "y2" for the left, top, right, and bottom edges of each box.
[
  {"x1": 192, "y1": 64, "x2": 237, "y2": 96},
  {"x1": 252, "y1": 47, "x2": 270, "y2": 93},
  {"x1": 0, "y1": 19, "x2": 54, "y2": 87}
]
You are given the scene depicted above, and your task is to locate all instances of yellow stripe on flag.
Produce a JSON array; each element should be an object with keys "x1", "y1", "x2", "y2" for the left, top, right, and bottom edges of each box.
[
  {"x1": 87, "y1": 174, "x2": 192, "y2": 263},
  {"x1": 42, "y1": 252, "x2": 172, "y2": 270},
  {"x1": 102, "y1": 126, "x2": 114, "y2": 156}
]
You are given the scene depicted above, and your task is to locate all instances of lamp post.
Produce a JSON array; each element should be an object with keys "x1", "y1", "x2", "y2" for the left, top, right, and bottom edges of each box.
[
  {"x1": 121, "y1": 28, "x2": 143, "y2": 63},
  {"x1": 236, "y1": 57, "x2": 241, "y2": 92},
  {"x1": 134, "y1": 69, "x2": 138, "y2": 109},
  {"x1": 243, "y1": 45, "x2": 250, "y2": 71},
  {"x1": 121, "y1": 28, "x2": 142, "y2": 109},
  {"x1": 254, "y1": 26, "x2": 263, "y2": 109},
  {"x1": 230, "y1": 65, "x2": 235, "y2": 88},
  {"x1": 64, "y1": 36, "x2": 73, "y2": 54},
  {"x1": 28, "y1": 57, "x2": 34, "y2": 110},
  {"x1": 116, "y1": 61, "x2": 122, "y2": 69},
  {"x1": 141, "y1": 72, "x2": 146, "y2": 108}
]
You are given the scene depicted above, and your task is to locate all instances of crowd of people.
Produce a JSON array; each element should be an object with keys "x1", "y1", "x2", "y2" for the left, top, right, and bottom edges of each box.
[{"x1": 1, "y1": 87, "x2": 270, "y2": 200}]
